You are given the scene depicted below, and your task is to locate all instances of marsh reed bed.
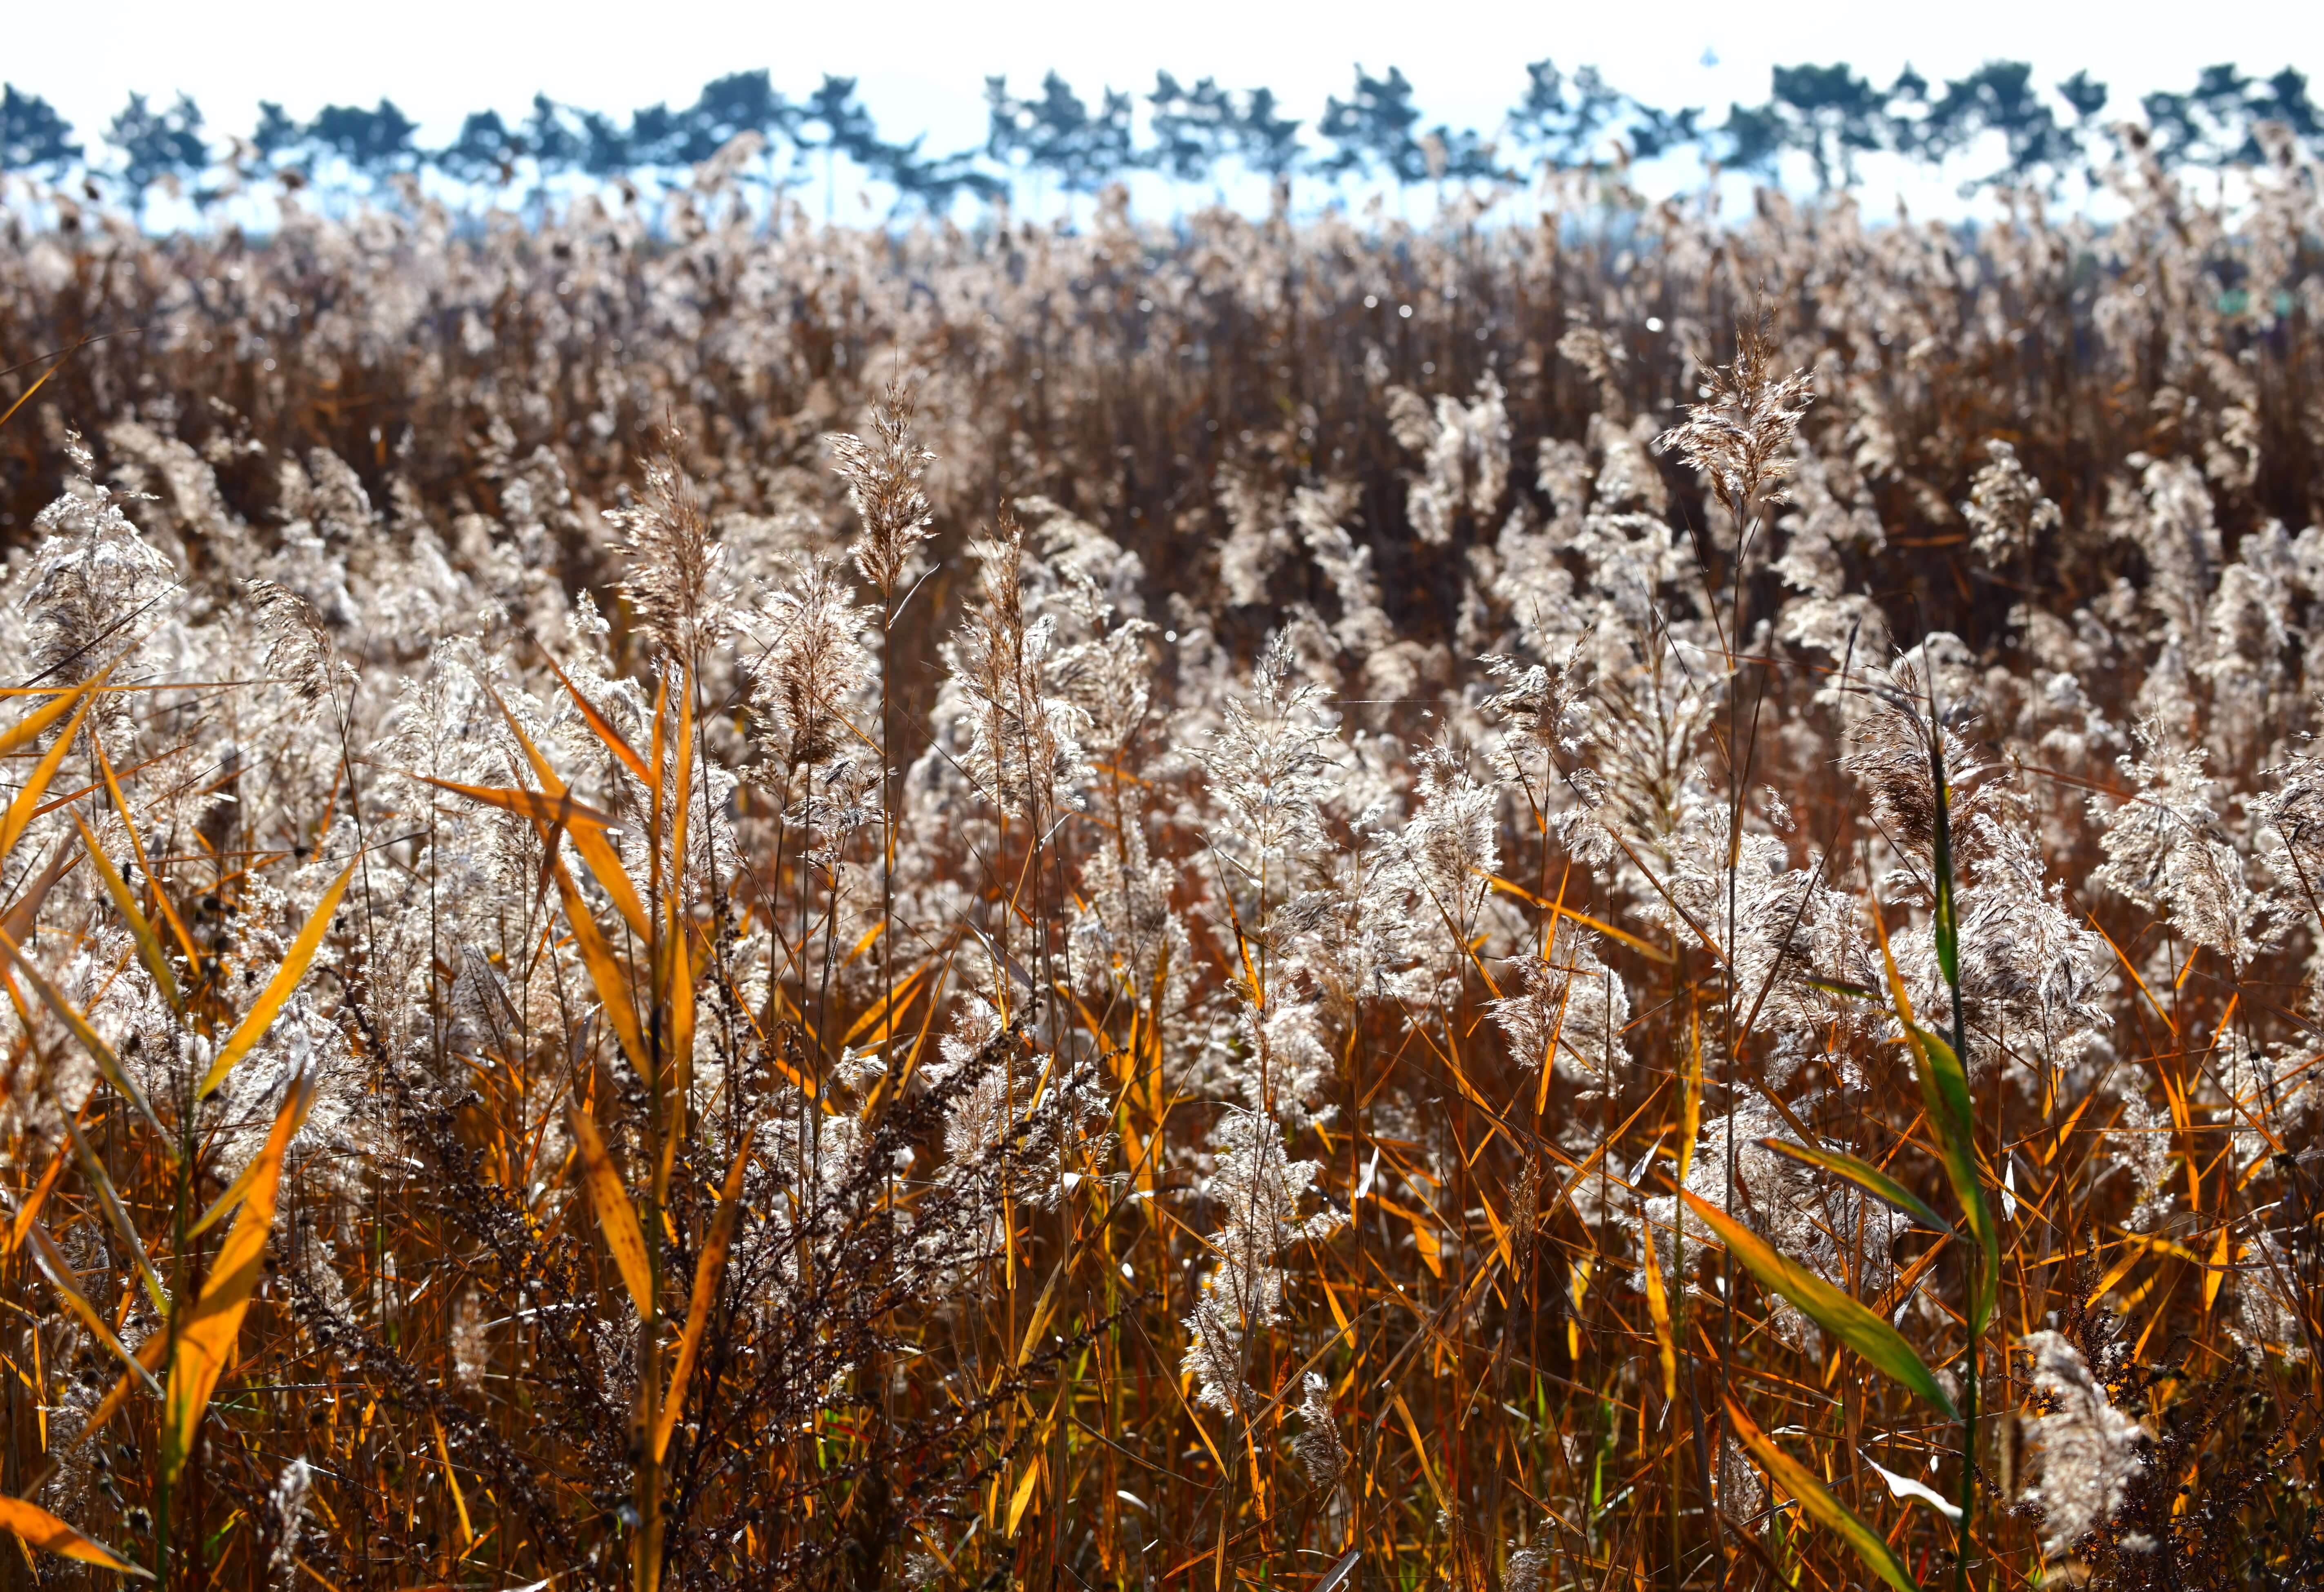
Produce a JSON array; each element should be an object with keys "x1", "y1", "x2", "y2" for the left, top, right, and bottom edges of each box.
[{"x1": 0, "y1": 152, "x2": 2320, "y2": 1590}]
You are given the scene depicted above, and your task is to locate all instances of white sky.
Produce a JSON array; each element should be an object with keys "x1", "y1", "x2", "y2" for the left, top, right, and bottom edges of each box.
[{"x1": 16, "y1": 0, "x2": 2322, "y2": 162}]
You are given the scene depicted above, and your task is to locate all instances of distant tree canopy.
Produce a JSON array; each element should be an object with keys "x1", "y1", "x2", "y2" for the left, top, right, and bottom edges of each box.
[{"x1": 2, "y1": 57, "x2": 2318, "y2": 218}]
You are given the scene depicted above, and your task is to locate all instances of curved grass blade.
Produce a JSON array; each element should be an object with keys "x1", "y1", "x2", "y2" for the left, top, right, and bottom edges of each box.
[
  {"x1": 1640, "y1": 1205, "x2": 1679, "y2": 1402},
  {"x1": 0, "y1": 928, "x2": 169, "y2": 1143},
  {"x1": 4, "y1": 1140, "x2": 68, "y2": 1254},
  {"x1": 1760, "y1": 1138, "x2": 1949, "y2": 1233},
  {"x1": 24, "y1": 1220, "x2": 162, "y2": 1394},
  {"x1": 0, "y1": 674, "x2": 105, "y2": 865},
  {"x1": 1726, "y1": 1396, "x2": 1920, "y2": 1592},
  {"x1": 62, "y1": 1115, "x2": 168, "y2": 1315},
  {"x1": 1683, "y1": 1190, "x2": 1957, "y2": 1419},
  {"x1": 76, "y1": 817, "x2": 181, "y2": 1015},
  {"x1": 0, "y1": 1494, "x2": 153, "y2": 1579},
  {"x1": 1868, "y1": 899, "x2": 1999, "y2": 1334},
  {"x1": 652, "y1": 1121, "x2": 756, "y2": 1463},
  {"x1": 420, "y1": 776, "x2": 617, "y2": 833},
  {"x1": 198, "y1": 858, "x2": 358, "y2": 1099},
  {"x1": 568, "y1": 1103, "x2": 654, "y2": 1317},
  {"x1": 549, "y1": 857, "x2": 648, "y2": 1078},
  {"x1": 1906, "y1": 1021, "x2": 1999, "y2": 1334},
  {"x1": 0, "y1": 669, "x2": 106, "y2": 762},
  {"x1": 483, "y1": 692, "x2": 649, "y2": 939},
  {"x1": 540, "y1": 648, "x2": 652, "y2": 785},
  {"x1": 163, "y1": 1068, "x2": 316, "y2": 1484},
  {"x1": 186, "y1": 1138, "x2": 280, "y2": 1239},
  {"x1": 655, "y1": 916, "x2": 696, "y2": 1197},
  {"x1": 95, "y1": 739, "x2": 199, "y2": 971}
]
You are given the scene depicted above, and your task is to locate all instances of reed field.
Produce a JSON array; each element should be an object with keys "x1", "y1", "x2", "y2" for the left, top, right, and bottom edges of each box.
[{"x1": 0, "y1": 142, "x2": 2321, "y2": 1591}]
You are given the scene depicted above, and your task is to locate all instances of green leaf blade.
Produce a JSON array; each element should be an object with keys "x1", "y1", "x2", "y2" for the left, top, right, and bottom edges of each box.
[
  {"x1": 1759, "y1": 1137, "x2": 1950, "y2": 1234},
  {"x1": 1684, "y1": 1190, "x2": 1958, "y2": 1420},
  {"x1": 1906, "y1": 1021, "x2": 1999, "y2": 1333}
]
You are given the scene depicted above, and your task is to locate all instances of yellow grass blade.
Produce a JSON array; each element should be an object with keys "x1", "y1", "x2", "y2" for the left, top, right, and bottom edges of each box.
[
  {"x1": 163, "y1": 1068, "x2": 317, "y2": 1483},
  {"x1": 0, "y1": 678, "x2": 103, "y2": 868},
  {"x1": 1678, "y1": 1007, "x2": 1703, "y2": 1186},
  {"x1": 0, "y1": 928, "x2": 169, "y2": 1143},
  {"x1": 62, "y1": 1116, "x2": 168, "y2": 1315},
  {"x1": 95, "y1": 739, "x2": 199, "y2": 971},
  {"x1": 0, "y1": 1494, "x2": 152, "y2": 1579},
  {"x1": 187, "y1": 1136, "x2": 282, "y2": 1239},
  {"x1": 550, "y1": 858, "x2": 648, "y2": 1078},
  {"x1": 1006, "y1": 1460, "x2": 1042, "y2": 1538},
  {"x1": 432, "y1": 1414, "x2": 474, "y2": 1547},
  {"x1": 652, "y1": 1122, "x2": 756, "y2": 1463},
  {"x1": 0, "y1": 354, "x2": 67, "y2": 435},
  {"x1": 542, "y1": 650, "x2": 652, "y2": 786},
  {"x1": 421, "y1": 776, "x2": 617, "y2": 832},
  {"x1": 0, "y1": 668, "x2": 106, "y2": 762},
  {"x1": 4, "y1": 1139, "x2": 68, "y2": 1254},
  {"x1": 76, "y1": 816, "x2": 181, "y2": 1014},
  {"x1": 841, "y1": 962, "x2": 928, "y2": 1050},
  {"x1": 2205, "y1": 1227, "x2": 2235, "y2": 1313},
  {"x1": 1478, "y1": 870, "x2": 1675, "y2": 963},
  {"x1": 198, "y1": 858, "x2": 358, "y2": 1099},
  {"x1": 1640, "y1": 1208, "x2": 1679, "y2": 1402},
  {"x1": 568, "y1": 1104, "x2": 654, "y2": 1317},
  {"x1": 670, "y1": 668, "x2": 694, "y2": 908},
  {"x1": 655, "y1": 919, "x2": 696, "y2": 1199},
  {"x1": 23, "y1": 1220, "x2": 163, "y2": 1393},
  {"x1": 1725, "y1": 1397, "x2": 1920, "y2": 1592},
  {"x1": 486, "y1": 692, "x2": 650, "y2": 939}
]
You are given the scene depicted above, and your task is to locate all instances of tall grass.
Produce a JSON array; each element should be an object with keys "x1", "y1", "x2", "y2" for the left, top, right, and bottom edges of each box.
[{"x1": 0, "y1": 149, "x2": 2319, "y2": 1592}]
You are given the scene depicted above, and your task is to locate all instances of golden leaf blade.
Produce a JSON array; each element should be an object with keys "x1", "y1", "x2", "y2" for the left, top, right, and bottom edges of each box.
[
  {"x1": 0, "y1": 1494, "x2": 152, "y2": 1579},
  {"x1": 655, "y1": 917, "x2": 696, "y2": 1198},
  {"x1": 550, "y1": 858, "x2": 649, "y2": 1078},
  {"x1": 163, "y1": 1069, "x2": 316, "y2": 1483},
  {"x1": 0, "y1": 927, "x2": 169, "y2": 1144},
  {"x1": 1006, "y1": 1461, "x2": 1042, "y2": 1538},
  {"x1": 0, "y1": 668, "x2": 106, "y2": 762},
  {"x1": 0, "y1": 672, "x2": 106, "y2": 865},
  {"x1": 541, "y1": 649, "x2": 652, "y2": 785},
  {"x1": 4, "y1": 1140, "x2": 68, "y2": 1254},
  {"x1": 1640, "y1": 1208, "x2": 1679, "y2": 1403},
  {"x1": 421, "y1": 775, "x2": 618, "y2": 832},
  {"x1": 198, "y1": 858, "x2": 358, "y2": 1099},
  {"x1": 569, "y1": 1104, "x2": 654, "y2": 1318},
  {"x1": 1726, "y1": 1397, "x2": 1921, "y2": 1592},
  {"x1": 652, "y1": 1122, "x2": 756, "y2": 1463},
  {"x1": 484, "y1": 691, "x2": 649, "y2": 939},
  {"x1": 95, "y1": 739, "x2": 200, "y2": 971},
  {"x1": 76, "y1": 816, "x2": 181, "y2": 1014}
]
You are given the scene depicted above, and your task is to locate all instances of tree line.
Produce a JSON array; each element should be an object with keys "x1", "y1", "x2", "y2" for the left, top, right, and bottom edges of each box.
[{"x1": 2, "y1": 58, "x2": 2319, "y2": 217}]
